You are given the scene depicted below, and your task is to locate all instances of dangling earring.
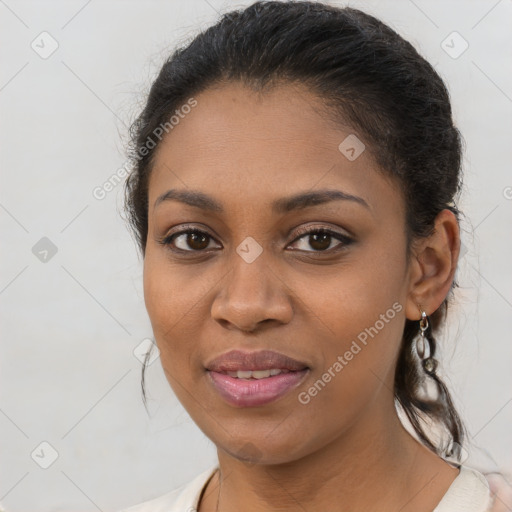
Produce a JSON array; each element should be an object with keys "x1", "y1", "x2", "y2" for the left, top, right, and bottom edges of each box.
[{"x1": 416, "y1": 310, "x2": 438, "y2": 375}]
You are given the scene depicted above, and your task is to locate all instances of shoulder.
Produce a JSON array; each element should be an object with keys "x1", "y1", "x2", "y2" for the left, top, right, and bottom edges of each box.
[
  {"x1": 434, "y1": 464, "x2": 500, "y2": 512},
  {"x1": 117, "y1": 465, "x2": 218, "y2": 512}
]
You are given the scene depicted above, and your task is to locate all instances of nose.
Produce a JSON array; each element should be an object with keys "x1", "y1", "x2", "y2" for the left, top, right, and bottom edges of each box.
[{"x1": 210, "y1": 252, "x2": 294, "y2": 333}]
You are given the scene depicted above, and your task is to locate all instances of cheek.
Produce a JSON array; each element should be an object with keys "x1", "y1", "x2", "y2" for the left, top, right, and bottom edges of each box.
[
  {"x1": 143, "y1": 256, "x2": 170, "y2": 334},
  {"x1": 142, "y1": 256, "x2": 201, "y2": 407},
  {"x1": 143, "y1": 251, "x2": 185, "y2": 356},
  {"x1": 304, "y1": 276, "x2": 405, "y2": 395},
  {"x1": 305, "y1": 245, "x2": 407, "y2": 347},
  {"x1": 294, "y1": 291, "x2": 404, "y2": 448},
  {"x1": 295, "y1": 240, "x2": 407, "y2": 406},
  {"x1": 143, "y1": 247, "x2": 196, "y2": 327},
  {"x1": 142, "y1": 249, "x2": 214, "y2": 373}
]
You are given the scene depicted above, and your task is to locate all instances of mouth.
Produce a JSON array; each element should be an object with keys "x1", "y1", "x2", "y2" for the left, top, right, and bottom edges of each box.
[
  {"x1": 205, "y1": 349, "x2": 310, "y2": 407},
  {"x1": 221, "y1": 368, "x2": 295, "y2": 379},
  {"x1": 207, "y1": 368, "x2": 310, "y2": 407}
]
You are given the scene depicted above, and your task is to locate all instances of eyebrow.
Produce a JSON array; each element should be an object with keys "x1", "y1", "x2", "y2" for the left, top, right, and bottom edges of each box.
[{"x1": 153, "y1": 188, "x2": 370, "y2": 214}]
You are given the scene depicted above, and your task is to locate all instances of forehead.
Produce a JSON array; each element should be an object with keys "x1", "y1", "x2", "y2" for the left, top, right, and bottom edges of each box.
[
  {"x1": 148, "y1": 81, "x2": 402, "y2": 216},
  {"x1": 153, "y1": 81, "x2": 356, "y2": 167}
]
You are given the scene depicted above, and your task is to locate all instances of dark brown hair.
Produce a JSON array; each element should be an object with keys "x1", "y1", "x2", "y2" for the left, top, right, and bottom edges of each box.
[{"x1": 124, "y1": 0, "x2": 466, "y2": 461}]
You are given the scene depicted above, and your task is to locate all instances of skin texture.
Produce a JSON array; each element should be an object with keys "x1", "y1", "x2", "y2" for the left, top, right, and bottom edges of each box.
[{"x1": 143, "y1": 81, "x2": 461, "y2": 512}]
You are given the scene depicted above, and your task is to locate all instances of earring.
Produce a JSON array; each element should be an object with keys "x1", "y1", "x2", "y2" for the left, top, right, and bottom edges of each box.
[{"x1": 416, "y1": 310, "x2": 438, "y2": 375}]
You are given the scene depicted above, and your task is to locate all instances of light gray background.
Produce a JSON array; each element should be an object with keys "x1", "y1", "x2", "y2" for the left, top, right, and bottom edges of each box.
[{"x1": 0, "y1": 0, "x2": 511, "y2": 511}]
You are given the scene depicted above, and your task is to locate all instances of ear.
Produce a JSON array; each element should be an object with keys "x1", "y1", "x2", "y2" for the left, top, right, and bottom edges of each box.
[{"x1": 405, "y1": 209, "x2": 460, "y2": 321}]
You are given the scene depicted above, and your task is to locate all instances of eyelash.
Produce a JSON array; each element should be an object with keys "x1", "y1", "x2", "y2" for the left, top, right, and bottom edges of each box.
[{"x1": 157, "y1": 225, "x2": 353, "y2": 255}]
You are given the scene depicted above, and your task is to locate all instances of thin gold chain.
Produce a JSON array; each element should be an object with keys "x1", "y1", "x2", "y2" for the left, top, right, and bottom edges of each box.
[{"x1": 215, "y1": 468, "x2": 221, "y2": 512}]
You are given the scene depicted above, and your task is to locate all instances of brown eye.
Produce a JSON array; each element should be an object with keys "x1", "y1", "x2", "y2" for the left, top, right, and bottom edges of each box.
[
  {"x1": 307, "y1": 232, "x2": 332, "y2": 251},
  {"x1": 288, "y1": 227, "x2": 353, "y2": 253},
  {"x1": 160, "y1": 229, "x2": 219, "y2": 252}
]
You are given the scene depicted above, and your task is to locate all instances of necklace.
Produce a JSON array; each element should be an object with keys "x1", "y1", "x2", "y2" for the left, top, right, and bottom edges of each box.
[{"x1": 215, "y1": 468, "x2": 221, "y2": 512}]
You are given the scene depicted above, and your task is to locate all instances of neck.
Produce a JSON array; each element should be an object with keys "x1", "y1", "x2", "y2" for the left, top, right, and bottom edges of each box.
[{"x1": 202, "y1": 394, "x2": 457, "y2": 512}]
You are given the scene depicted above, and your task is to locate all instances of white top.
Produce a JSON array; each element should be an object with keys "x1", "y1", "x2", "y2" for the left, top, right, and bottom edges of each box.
[{"x1": 119, "y1": 464, "x2": 497, "y2": 512}]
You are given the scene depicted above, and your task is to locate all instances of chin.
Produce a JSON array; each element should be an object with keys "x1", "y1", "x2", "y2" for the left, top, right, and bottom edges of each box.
[{"x1": 214, "y1": 429, "x2": 312, "y2": 467}]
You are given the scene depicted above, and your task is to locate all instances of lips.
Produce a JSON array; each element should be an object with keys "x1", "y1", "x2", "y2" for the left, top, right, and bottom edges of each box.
[
  {"x1": 205, "y1": 349, "x2": 310, "y2": 407},
  {"x1": 205, "y1": 349, "x2": 309, "y2": 373}
]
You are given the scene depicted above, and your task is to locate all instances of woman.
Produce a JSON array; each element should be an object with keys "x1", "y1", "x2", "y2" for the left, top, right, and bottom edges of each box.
[{"x1": 120, "y1": 1, "x2": 510, "y2": 511}]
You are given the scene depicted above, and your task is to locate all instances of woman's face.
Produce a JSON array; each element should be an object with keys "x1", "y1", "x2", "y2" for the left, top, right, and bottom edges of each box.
[{"x1": 143, "y1": 81, "x2": 415, "y2": 464}]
